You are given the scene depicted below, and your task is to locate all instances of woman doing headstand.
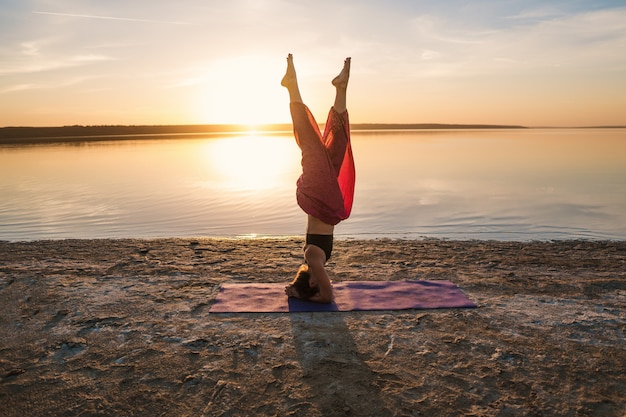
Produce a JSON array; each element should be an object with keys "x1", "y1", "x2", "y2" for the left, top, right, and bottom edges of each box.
[{"x1": 282, "y1": 54, "x2": 355, "y2": 304}]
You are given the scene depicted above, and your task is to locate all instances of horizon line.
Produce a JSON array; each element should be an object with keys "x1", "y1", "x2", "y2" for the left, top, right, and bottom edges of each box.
[
  {"x1": 2, "y1": 124, "x2": 625, "y2": 144},
  {"x1": 3, "y1": 122, "x2": 626, "y2": 130}
]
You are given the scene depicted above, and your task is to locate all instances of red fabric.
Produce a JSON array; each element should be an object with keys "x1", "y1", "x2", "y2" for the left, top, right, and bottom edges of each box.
[{"x1": 290, "y1": 103, "x2": 355, "y2": 225}]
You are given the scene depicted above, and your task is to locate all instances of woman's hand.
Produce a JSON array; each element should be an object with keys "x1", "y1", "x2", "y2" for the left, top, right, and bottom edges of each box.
[
  {"x1": 285, "y1": 284, "x2": 301, "y2": 298},
  {"x1": 304, "y1": 246, "x2": 333, "y2": 304}
]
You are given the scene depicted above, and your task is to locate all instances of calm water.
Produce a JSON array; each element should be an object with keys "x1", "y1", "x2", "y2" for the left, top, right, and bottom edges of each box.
[{"x1": 1, "y1": 129, "x2": 625, "y2": 241}]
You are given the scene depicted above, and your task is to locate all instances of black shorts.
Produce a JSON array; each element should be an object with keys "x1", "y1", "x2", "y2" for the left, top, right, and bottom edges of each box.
[{"x1": 305, "y1": 234, "x2": 333, "y2": 262}]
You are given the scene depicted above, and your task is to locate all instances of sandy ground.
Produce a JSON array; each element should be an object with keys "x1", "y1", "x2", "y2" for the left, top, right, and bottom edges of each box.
[{"x1": 0, "y1": 238, "x2": 624, "y2": 417}]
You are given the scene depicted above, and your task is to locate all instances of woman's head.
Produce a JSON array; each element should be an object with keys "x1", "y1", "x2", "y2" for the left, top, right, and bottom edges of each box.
[{"x1": 289, "y1": 264, "x2": 319, "y2": 299}]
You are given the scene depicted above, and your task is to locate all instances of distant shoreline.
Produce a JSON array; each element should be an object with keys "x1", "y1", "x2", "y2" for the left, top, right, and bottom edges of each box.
[
  {"x1": 0, "y1": 123, "x2": 623, "y2": 145},
  {"x1": 1, "y1": 123, "x2": 526, "y2": 144}
]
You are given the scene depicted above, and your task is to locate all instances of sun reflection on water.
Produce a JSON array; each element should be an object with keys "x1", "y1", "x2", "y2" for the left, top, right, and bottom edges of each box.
[{"x1": 203, "y1": 133, "x2": 300, "y2": 192}]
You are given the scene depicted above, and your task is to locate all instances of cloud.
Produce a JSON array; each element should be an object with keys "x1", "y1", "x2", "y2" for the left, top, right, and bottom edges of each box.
[
  {"x1": 70, "y1": 55, "x2": 113, "y2": 63},
  {"x1": 505, "y1": 6, "x2": 564, "y2": 21},
  {"x1": 395, "y1": 6, "x2": 626, "y2": 77},
  {"x1": 0, "y1": 55, "x2": 115, "y2": 75},
  {"x1": 0, "y1": 38, "x2": 116, "y2": 76},
  {"x1": 32, "y1": 11, "x2": 191, "y2": 25},
  {"x1": 19, "y1": 41, "x2": 41, "y2": 57},
  {"x1": 0, "y1": 76, "x2": 98, "y2": 94},
  {"x1": 490, "y1": 8, "x2": 626, "y2": 70},
  {"x1": 0, "y1": 84, "x2": 34, "y2": 94},
  {"x1": 421, "y1": 50, "x2": 442, "y2": 61}
]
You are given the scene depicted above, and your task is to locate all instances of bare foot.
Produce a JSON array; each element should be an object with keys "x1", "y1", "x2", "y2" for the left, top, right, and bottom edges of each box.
[
  {"x1": 281, "y1": 53, "x2": 298, "y2": 89},
  {"x1": 332, "y1": 57, "x2": 351, "y2": 89}
]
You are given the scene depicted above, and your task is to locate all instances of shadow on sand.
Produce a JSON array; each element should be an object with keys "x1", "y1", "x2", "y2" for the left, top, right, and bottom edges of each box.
[{"x1": 288, "y1": 312, "x2": 394, "y2": 416}]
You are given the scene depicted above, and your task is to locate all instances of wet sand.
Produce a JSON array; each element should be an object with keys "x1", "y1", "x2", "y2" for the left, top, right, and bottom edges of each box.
[{"x1": 1, "y1": 238, "x2": 625, "y2": 416}]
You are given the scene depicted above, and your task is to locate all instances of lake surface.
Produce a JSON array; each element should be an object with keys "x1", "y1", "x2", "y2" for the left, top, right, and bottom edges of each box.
[{"x1": 1, "y1": 128, "x2": 625, "y2": 241}]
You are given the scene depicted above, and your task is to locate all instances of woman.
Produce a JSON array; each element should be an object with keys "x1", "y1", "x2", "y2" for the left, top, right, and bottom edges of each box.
[{"x1": 282, "y1": 54, "x2": 355, "y2": 304}]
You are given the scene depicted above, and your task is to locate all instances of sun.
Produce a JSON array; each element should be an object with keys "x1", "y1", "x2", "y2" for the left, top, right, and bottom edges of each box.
[{"x1": 193, "y1": 55, "x2": 287, "y2": 126}]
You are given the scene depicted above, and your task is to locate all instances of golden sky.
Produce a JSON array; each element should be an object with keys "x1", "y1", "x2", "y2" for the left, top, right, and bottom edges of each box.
[{"x1": 1, "y1": 0, "x2": 625, "y2": 127}]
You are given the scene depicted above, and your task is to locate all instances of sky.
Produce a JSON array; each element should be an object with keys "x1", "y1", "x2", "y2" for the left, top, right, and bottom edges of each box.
[{"x1": 1, "y1": 0, "x2": 625, "y2": 127}]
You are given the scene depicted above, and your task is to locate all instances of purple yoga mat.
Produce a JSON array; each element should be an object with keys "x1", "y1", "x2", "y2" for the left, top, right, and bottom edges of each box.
[{"x1": 209, "y1": 280, "x2": 476, "y2": 313}]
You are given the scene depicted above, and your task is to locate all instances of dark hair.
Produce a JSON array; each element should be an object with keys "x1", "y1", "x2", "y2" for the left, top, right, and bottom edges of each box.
[{"x1": 290, "y1": 264, "x2": 319, "y2": 299}]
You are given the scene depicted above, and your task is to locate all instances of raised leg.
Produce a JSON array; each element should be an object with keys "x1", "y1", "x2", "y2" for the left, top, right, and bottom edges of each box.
[
  {"x1": 332, "y1": 57, "x2": 351, "y2": 114},
  {"x1": 281, "y1": 53, "x2": 303, "y2": 104}
]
